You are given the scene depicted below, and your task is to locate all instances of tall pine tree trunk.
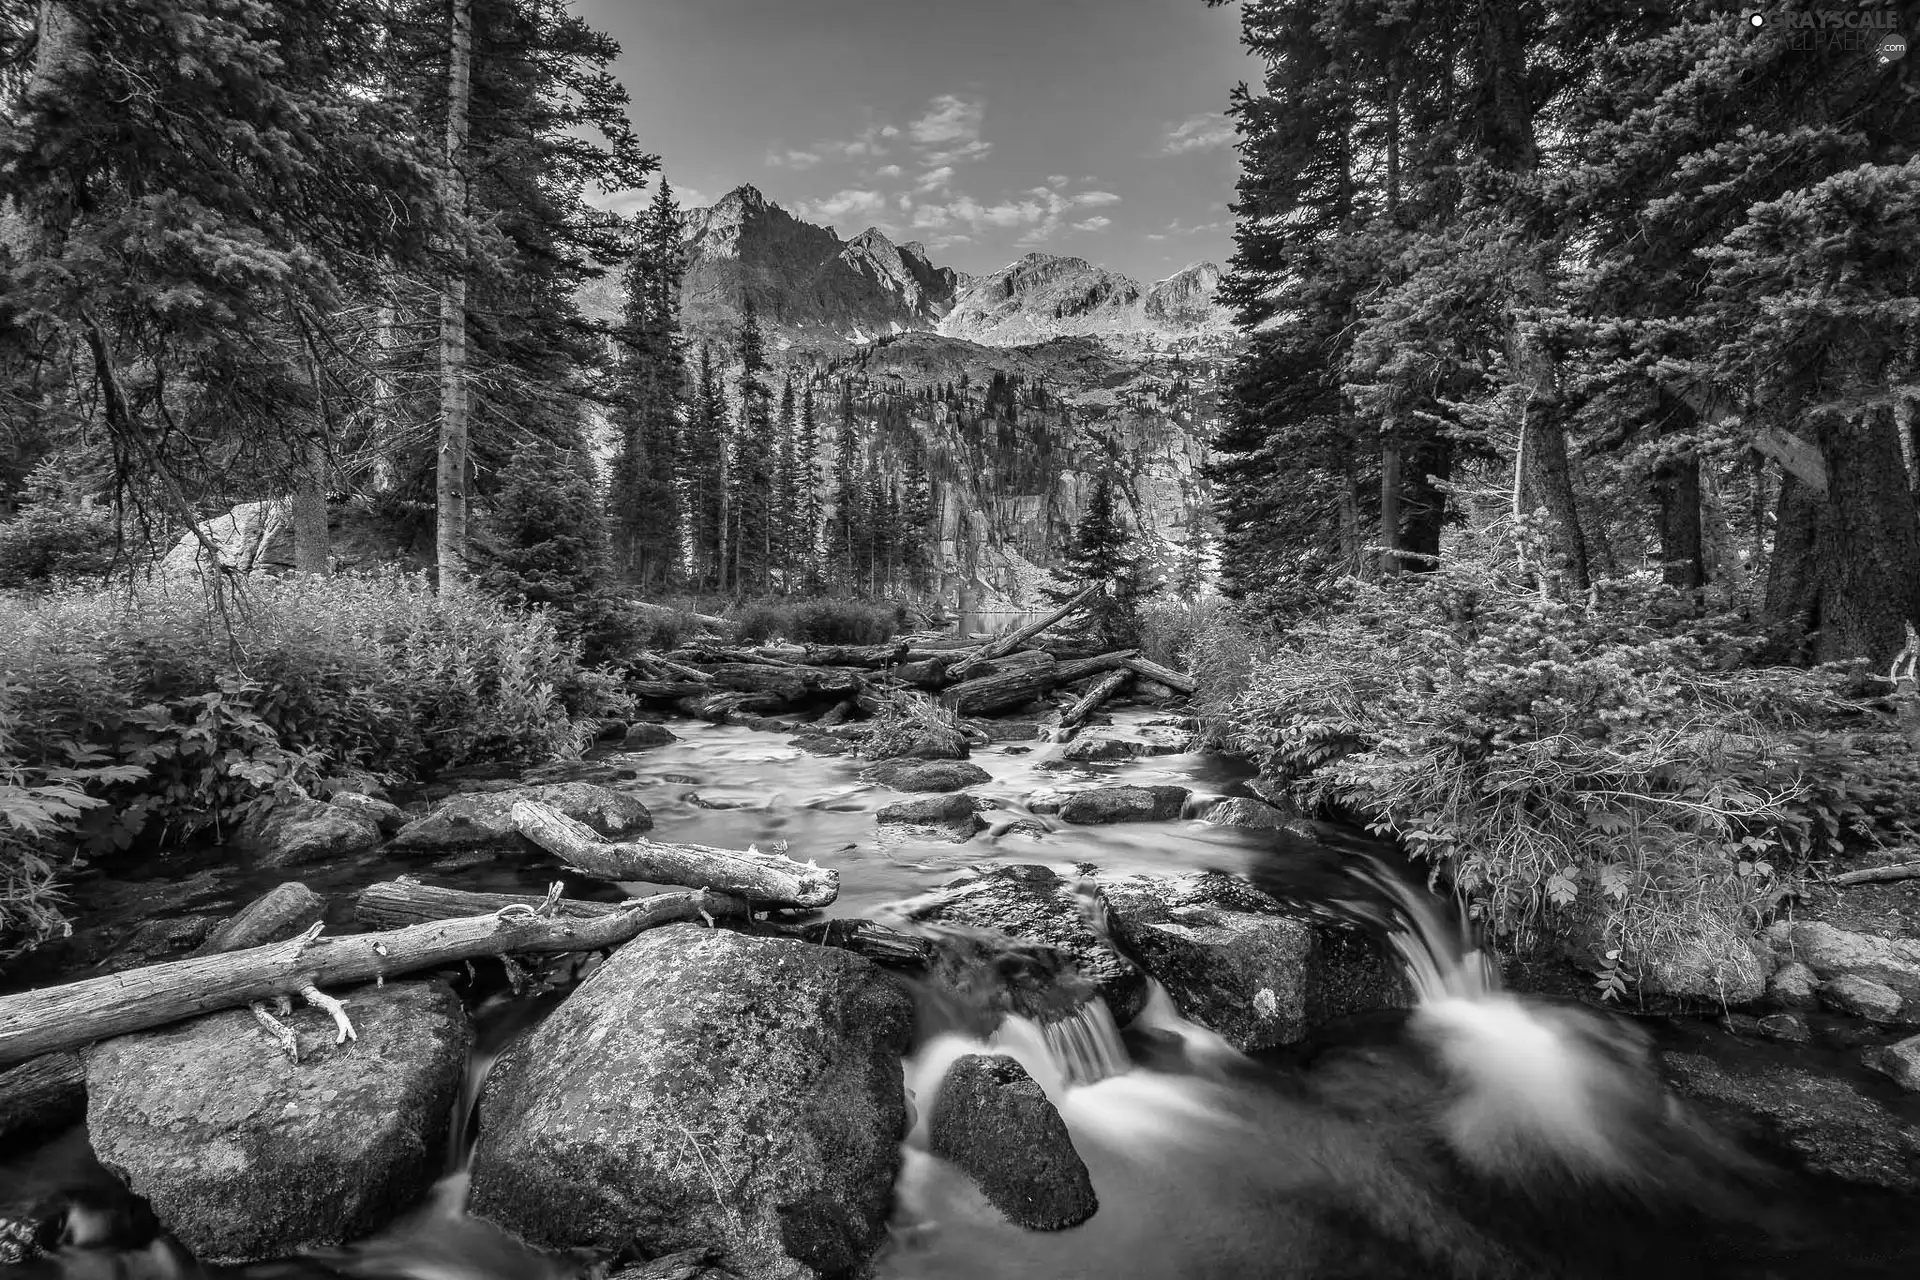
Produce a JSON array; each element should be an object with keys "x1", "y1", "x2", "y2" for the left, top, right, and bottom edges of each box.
[
  {"x1": 1379, "y1": 430, "x2": 1402, "y2": 576},
  {"x1": 1653, "y1": 452, "x2": 1704, "y2": 591},
  {"x1": 0, "y1": 1, "x2": 87, "y2": 262},
  {"x1": 435, "y1": 0, "x2": 473, "y2": 595}
]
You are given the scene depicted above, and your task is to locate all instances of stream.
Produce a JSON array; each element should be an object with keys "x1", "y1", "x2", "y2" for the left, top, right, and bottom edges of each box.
[{"x1": 9, "y1": 711, "x2": 1920, "y2": 1279}]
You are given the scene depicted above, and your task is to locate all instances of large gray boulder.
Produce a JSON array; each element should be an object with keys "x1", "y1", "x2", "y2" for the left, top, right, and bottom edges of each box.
[
  {"x1": 875, "y1": 793, "x2": 988, "y2": 842},
  {"x1": 468, "y1": 926, "x2": 914, "y2": 1280},
  {"x1": 894, "y1": 865, "x2": 1146, "y2": 1023},
  {"x1": 1100, "y1": 872, "x2": 1410, "y2": 1049},
  {"x1": 85, "y1": 981, "x2": 470, "y2": 1261},
  {"x1": 233, "y1": 797, "x2": 380, "y2": 868},
  {"x1": 929, "y1": 1054, "x2": 1096, "y2": 1230},
  {"x1": 387, "y1": 782, "x2": 652, "y2": 854},
  {"x1": 1774, "y1": 922, "x2": 1920, "y2": 1023},
  {"x1": 1058, "y1": 785, "x2": 1190, "y2": 825}
]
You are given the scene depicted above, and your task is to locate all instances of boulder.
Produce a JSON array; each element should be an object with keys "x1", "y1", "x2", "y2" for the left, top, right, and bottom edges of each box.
[
  {"x1": 1057, "y1": 785, "x2": 1190, "y2": 825},
  {"x1": 623, "y1": 722, "x2": 680, "y2": 749},
  {"x1": 862, "y1": 759, "x2": 992, "y2": 793},
  {"x1": 928, "y1": 1054, "x2": 1097, "y2": 1230},
  {"x1": 233, "y1": 797, "x2": 380, "y2": 868},
  {"x1": 85, "y1": 981, "x2": 470, "y2": 1261},
  {"x1": 1822, "y1": 974, "x2": 1906, "y2": 1023},
  {"x1": 894, "y1": 865, "x2": 1145, "y2": 1023},
  {"x1": 326, "y1": 791, "x2": 407, "y2": 835},
  {"x1": 1100, "y1": 872, "x2": 1410, "y2": 1049},
  {"x1": 1025, "y1": 788, "x2": 1080, "y2": 815},
  {"x1": 1201, "y1": 796, "x2": 1297, "y2": 831},
  {"x1": 1866, "y1": 1035, "x2": 1920, "y2": 1092},
  {"x1": 1059, "y1": 737, "x2": 1144, "y2": 763},
  {"x1": 1661, "y1": 1050, "x2": 1920, "y2": 1190},
  {"x1": 1637, "y1": 925, "x2": 1771, "y2": 1006},
  {"x1": 876, "y1": 793, "x2": 988, "y2": 842},
  {"x1": 468, "y1": 926, "x2": 913, "y2": 1280},
  {"x1": 887, "y1": 725, "x2": 970, "y2": 760},
  {"x1": 387, "y1": 782, "x2": 652, "y2": 854},
  {"x1": 1779, "y1": 922, "x2": 1920, "y2": 1019},
  {"x1": 790, "y1": 734, "x2": 855, "y2": 757},
  {"x1": 519, "y1": 758, "x2": 647, "y2": 787},
  {"x1": 1767, "y1": 960, "x2": 1819, "y2": 1010}
]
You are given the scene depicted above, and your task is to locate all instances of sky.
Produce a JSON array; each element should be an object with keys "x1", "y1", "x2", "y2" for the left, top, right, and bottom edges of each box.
[{"x1": 575, "y1": 0, "x2": 1258, "y2": 283}]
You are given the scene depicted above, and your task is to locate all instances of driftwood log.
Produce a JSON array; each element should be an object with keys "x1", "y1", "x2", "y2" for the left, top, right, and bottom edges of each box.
[
  {"x1": 940, "y1": 649, "x2": 1139, "y2": 716},
  {"x1": 630, "y1": 680, "x2": 714, "y2": 701},
  {"x1": 1122, "y1": 654, "x2": 1198, "y2": 697},
  {"x1": 945, "y1": 583, "x2": 1100, "y2": 680},
  {"x1": 1058, "y1": 667, "x2": 1134, "y2": 735},
  {"x1": 512, "y1": 800, "x2": 838, "y2": 909},
  {"x1": 355, "y1": 878, "x2": 927, "y2": 968},
  {"x1": 0, "y1": 890, "x2": 742, "y2": 1065},
  {"x1": 0, "y1": 1050, "x2": 85, "y2": 1144}
]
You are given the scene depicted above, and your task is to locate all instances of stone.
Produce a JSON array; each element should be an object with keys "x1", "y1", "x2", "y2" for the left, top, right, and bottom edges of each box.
[
  {"x1": 1767, "y1": 960, "x2": 1819, "y2": 1010},
  {"x1": 233, "y1": 797, "x2": 380, "y2": 868},
  {"x1": 1822, "y1": 973, "x2": 1905, "y2": 1023},
  {"x1": 1100, "y1": 871, "x2": 1410, "y2": 1049},
  {"x1": 1866, "y1": 1035, "x2": 1920, "y2": 1092},
  {"x1": 85, "y1": 981, "x2": 470, "y2": 1261},
  {"x1": 326, "y1": 791, "x2": 407, "y2": 835},
  {"x1": 1025, "y1": 789, "x2": 1078, "y2": 815},
  {"x1": 1059, "y1": 736, "x2": 1144, "y2": 763},
  {"x1": 928, "y1": 1054, "x2": 1097, "y2": 1230},
  {"x1": 1783, "y1": 921, "x2": 1920, "y2": 1011},
  {"x1": 1057, "y1": 785, "x2": 1190, "y2": 825},
  {"x1": 1661, "y1": 1050, "x2": 1920, "y2": 1190},
  {"x1": 518, "y1": 759, "x2": 646, "y2": 787},
  {"x1": 888, "y1": 725, "x2": 970, "y2": 760},
  {"x1": 468, "y1": 926, "x2": 912, "y2": 1280},
  {"x1": 862, "y1": 759, "x2": 992, "y2": 793},
  {"x1": 876, "y1": 793, "x2": 987, "y2": 842},
  {"x1": 983, "y1": 721, "x2": 1044, "y2": 742},
  {"x1": 790, "y1": 734, "x2": 855, "y2": 757},
  {"x1": 893, "y1": 865, "x2": 1145, "y2": 1023},
  {"x1": 1201, "y1": 796, "x2": 1296, "y2": 831},
  {"x1": 387, "y1": 782, "x2": 652, "y2": 853},
  {"x1": 1756, "y1": 1013, "x2": 1812, "y2": 1044},
  {"x1": 622, "y1": 722, "x2": 680, "y2": 749},
  {"x1": 1637, "y1": 926, "x2": 1771, "y2": 1006},
  {"x1": 1242, "y1": 777, "x2": 1304, "y2": 816}
]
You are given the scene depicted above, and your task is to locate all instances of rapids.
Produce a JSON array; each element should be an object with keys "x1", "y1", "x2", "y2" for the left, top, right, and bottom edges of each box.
[{"x1": 7, "y1": 712, "x2": 1920, "y2": 1279}]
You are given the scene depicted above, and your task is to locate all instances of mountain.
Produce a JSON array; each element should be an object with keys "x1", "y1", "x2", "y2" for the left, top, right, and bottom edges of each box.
[
  {"x1": 677, "y1": 186, "x2": 961, "y2": 344},
  {"x1": 934, "y1": 253, "x2": 1230, "y2": 347}
]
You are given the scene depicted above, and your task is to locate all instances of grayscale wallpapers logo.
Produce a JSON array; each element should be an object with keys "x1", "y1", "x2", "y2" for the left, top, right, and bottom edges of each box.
[{"x1": 1747, "y1": 8, "x2": 1907, "y2": 62}]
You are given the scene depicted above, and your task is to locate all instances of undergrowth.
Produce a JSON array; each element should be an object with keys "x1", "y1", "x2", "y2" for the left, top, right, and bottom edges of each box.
[
  {"x1": 1214, "y1": 544, "x2": 1920, "y2": 999},
  {"x1": 860, "y1": 689, "x2": 965, "y2": 760},
  {"x1": 733, "y1": 597, "x2": 905, "y2": 646}
]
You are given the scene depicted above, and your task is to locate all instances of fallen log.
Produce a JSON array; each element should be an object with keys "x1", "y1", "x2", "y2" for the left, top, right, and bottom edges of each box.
[
  {"x1": 940, "y1": 649, "x2": 1138, "y2": 717},
  {"x1": 799, "y1": 642, "x2": 944, "y2": 668},
  {"x1": 675, "y1": 690, "x2": 791, "y2": 722},
  {"x1": 512, "y1": 800, "x2": 838, "y2": 909},
  {"x1": 0, "y1": 1050, "x2": 85, "y2": 1144},
  {"x1": 630, "y1": 680, "x2": 714, "y2": 701},
  {"x1": 1058, "y1": 667, "x2": 1134, "y2": 735},
  {"x1": 945, "y1": 584, "x2": 1101, "y2": 679},
  {"x1": 354, "y1": 878, "x2": 750, "y2": 931},
  {"x1": 762, "y1": 917, "x2": 933, "y2": 968},
  {"x1": 1121, "y1": 654, "x2": 1198, "y2": 697},
  {"x1": 192, "y1": 881, "x2": 326, "y2": 957},
  {"x1": 1830, "y1": 860, "x2": 1920, "y2": 887},
  {"x1": 645, "y1": 654, "x2": 717, "y2": 684},
  {"x1": 0, "y1": 891, "x2": 742, "y2": 1066}
]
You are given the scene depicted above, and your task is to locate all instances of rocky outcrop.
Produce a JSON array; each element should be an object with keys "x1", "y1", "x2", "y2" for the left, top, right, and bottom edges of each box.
[
  {"x1": 387, "y1": 783, "x2": 652, "y2": 854},
  {"x1": 1867, "y1": 1035, "x2": 1920, "y2": 1092},
  {"x1": 1202, "y1": 796, "x2": 1314, "y2": 836},
  {"x1": 1099, "y1": 872, "x2": 1410, "y2": 1049},
  {"x1": 876, "y1": 792, "x2": 988, "y2": 842},
  {"x1": 893, "y1": 864, "x2": 1146, "y2": 1023},
  {"x1": 467, "y1": 926, "x2": 913, "y2": 1280},
  {"x1": 936, "y1": 253, "x2": 1228, "y2": 347},
  {"x1": 862, "y1": 759, "x2": 991, "y2": 792},
  {"x1": 233, "y1": 797, "x2": 380, "y2": 868},
  {"x1": 928, "y1": 1054, "x2": 1097, "y2": 1230},
  {"x1": 327, "y1": 791, "x2": 407, "y2": 835},
  {"x1": 1058, "y1": 785, "x2": 1190, "y2": 825},
  {"x1": 622, "y1": 723, "x2": 679, "y2": 749},
  {"x1": 1765, "y1": 921, "x2": 1920, "y2": 1025},
  {"x1": 85, "y1": 981, "x2": 470, "y2": 1261}
]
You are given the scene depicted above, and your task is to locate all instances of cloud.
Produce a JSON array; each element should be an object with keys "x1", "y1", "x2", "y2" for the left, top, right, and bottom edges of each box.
[
  {"x1": 1072, "y1": 216, "x2": 1112, "y2": 232},
  {"x1": 1075, "y1": 190, "x2": 1122, "y2": 206},
  {"x1": 910, "y1": 94, "x2": 983, "y2": 145},
  {"x1": 766, "y1": 148, "x2": 822, "y2": 169},
  {"x1": 906, "y1": 178, "x2": 1122, "y2": 248},
  {"x1": 796, "y1": 188, "x2": 888, "y2": 223},
  {"x1": 916, "y1": 165, "x2": 955, "y2": 191},
  {"x1": 874, "y1": 164, "x2": 903, "y2": 178},
  {"x1": 1161, "y1": 112, "x2": 1235, "y2": 155},
  {"x1": 1046, "y1": 173, "x2": 1071, "y2": 186}
]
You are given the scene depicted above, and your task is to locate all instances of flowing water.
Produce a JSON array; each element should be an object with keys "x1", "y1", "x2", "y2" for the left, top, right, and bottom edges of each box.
[{"x1": 9, "y1": 713, "x2": 1920, "y2": 1278}]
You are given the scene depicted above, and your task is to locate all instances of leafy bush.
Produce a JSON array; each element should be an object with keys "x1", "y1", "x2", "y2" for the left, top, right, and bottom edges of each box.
[
  {"x1": 0, "y1": 501, "x2": 122, "y2": 589},
  {"x1": 733, "y1": 597, "x2": 904, "y2": 645},
  {"x1": 1219, "y1": 556, "x2": 1919, "y2": 997},
  {"x1": 0, "y1": 570, "x2": 625, "y2": 855}
]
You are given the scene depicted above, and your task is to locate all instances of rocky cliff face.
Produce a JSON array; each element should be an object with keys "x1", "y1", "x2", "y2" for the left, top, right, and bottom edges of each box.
[
  {"x1": 679, "y1": 186, "x2": 961, "y2": 344},
  {"x1": 935, "y1": 254, "x2": 1230, "y2": 348}
]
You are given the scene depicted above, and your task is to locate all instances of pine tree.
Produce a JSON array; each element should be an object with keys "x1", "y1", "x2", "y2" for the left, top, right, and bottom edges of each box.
[
  {"x1": 474, "y1": 439, "x2": 624, "y2": 662},
  {"x1": 899, "y1": 450, "x2": 936, "y2": 594},
  {"x1": 773, "y1": 375, "x2": 798, "y2": 588},
  {"x1": 795, "y1": 383, "x2": 824, "y2": 587},
  {"x1": 830, "y1": 380, "x2": 863, "y2": 589},
  {"x1": 608, "y1": 178, "x2": 686, "y2": 589},
  {"x1": 683, "y1": 345, "x2": 729, "y2": 588},
  {"x1": 863, "y1": 461, "x2": 892, "y2": 595},
  {"x1": 1044, "y1": 467, "x2": 1156, "y2": 649},
  {"x1": 729, "y1": 297, "x2": 776, "y2": 593}
]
